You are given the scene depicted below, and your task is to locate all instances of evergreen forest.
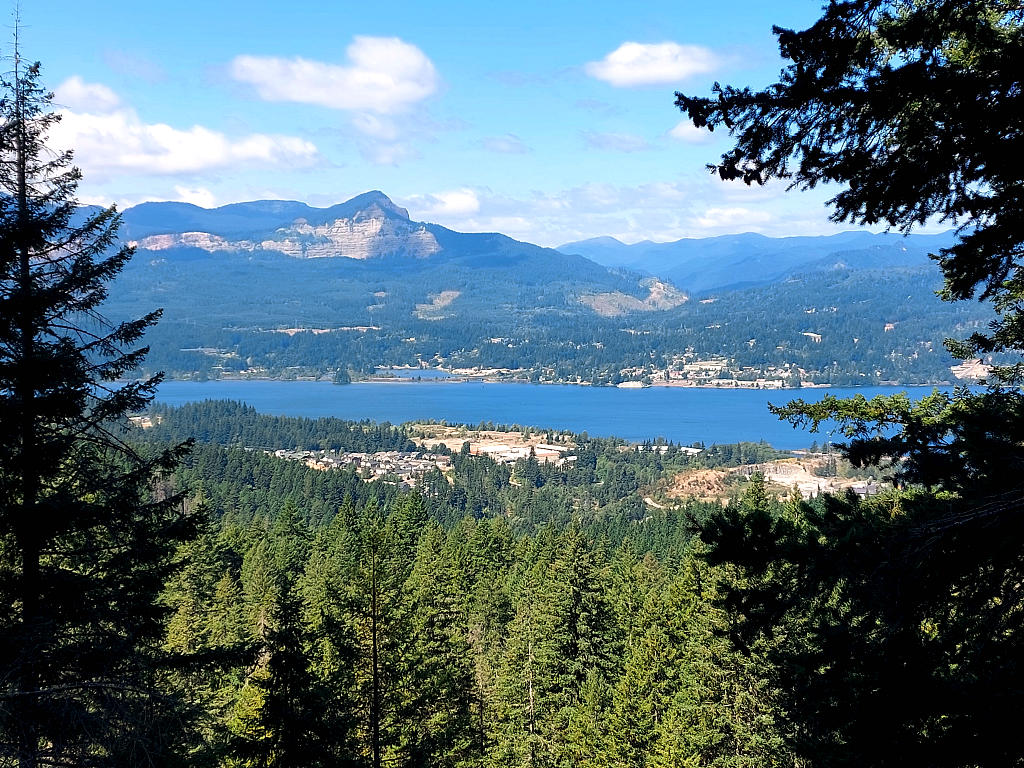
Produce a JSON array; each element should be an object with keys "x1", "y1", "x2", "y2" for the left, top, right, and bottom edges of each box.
[
  {"x1": 143, "y1": 402, "x2": 797, "y2": 767},
  {"x1": 110, "y1": 250, "x2": 989, "y2": 387},
  {"x1": 3, "y1": 0, "x2": 1024, "y2": 766}
]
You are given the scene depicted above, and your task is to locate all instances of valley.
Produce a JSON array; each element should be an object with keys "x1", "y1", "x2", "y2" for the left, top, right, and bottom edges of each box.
[
  {"x1": 12, "y1": 0, "x2": 1020, "y2": 763},
  {"x1": 105, "y1": 191, "x2": 993, "y2": 388}
]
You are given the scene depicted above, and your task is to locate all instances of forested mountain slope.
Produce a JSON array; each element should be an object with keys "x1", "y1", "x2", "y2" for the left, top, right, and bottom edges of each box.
[
  {"x1": 559, "y1": 230, "x2": 956, "y2": 292},
  {"x1": 103, "y1": 193, "x2": 989, "y2": 385}
]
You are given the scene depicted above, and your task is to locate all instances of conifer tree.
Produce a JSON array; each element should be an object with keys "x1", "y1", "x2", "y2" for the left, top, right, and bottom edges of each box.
[
  {"x1": 0, "y1": 53, "x2": 195, "y2": 766},
  {"x1": 464, "y1": 517, "x2": 515, "y2": 758},
  {"x1": 228, "y1": 584, "x2": 338, "y2": 768},
  {"x1": 608, "y1": 586, "x2": 689, "y2": 767},
  {"x1": 350, "y1": 503, "x2": 412, "y2": 768},
  {"x1": 208, "y1": 570, "x2": 247, "y2": 650},
  {"x1": 678, "y1": 3, "x2": 1024, "y2": 762},
  {"x1": 163, "y1": 507, "x2": 225, "y2": 656},
  {"x1": 494, "y1": 571, "x2": 550, "y2": 767},
  {"x1": 228, "y1": 503, "x2": 344, "y2": 768},
  {"x1": 494, "y1": 528, "x2": 619, "y2": 767},
  {"x1": 646, "y1": 557, "x2": 787, "y2": 768},
  {"x1": 295, "y1": 508, "x2": 365, "y2": 764},
  {"x1": 398, "y1": 522, "x2": 476, "y2": 766}
]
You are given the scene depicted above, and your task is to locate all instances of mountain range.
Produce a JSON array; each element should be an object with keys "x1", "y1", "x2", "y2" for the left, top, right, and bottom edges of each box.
[
  {"x1": 110, "y1": 190, "x2": 670, "y2": 323},
  {"x1": 113, "y1": 191, "x2": 957, "y2": 295},
  {"x1": 558, "y1": 230, "x2": 956, "y2": 294},
  {"x1": 99, "y1": 191, "x2": 986, "y2": 386}
]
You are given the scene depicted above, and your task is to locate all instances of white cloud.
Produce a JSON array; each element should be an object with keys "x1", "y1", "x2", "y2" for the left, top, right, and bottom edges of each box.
[
  {"x1": 585, "y1": 42, "x2": 717, "y2": 87},
  {"x1": 75, "y1": 192, "x2": 160, "y2": 209},
  {"x1": 230, "y1": 37, "x2": 438, "y2": 114},
  {"x1": 669, "y1": 120, "x2": 716, "y2": 144},
  {"x1": 404, "y1": 188, "x2": 481, "y2": 219},
  {"x1": 398, "y1": 182, "x2": 695, "y2": 245},
  {"x1": 83, "y1": 186, "x2": 219, "y2": 209},
  {"x1": 695, "y1": 206, "x2": 772, "y2": 231},
  {"x1": 482, "y1": 134, "x2": 530, "y2": 154},
  {"x1": 395, "y1": 179, "x2": 854, "y2": 247},
  {"x1": 582, "y1": 131, "x2": 652, "y2": 152},
  {"x1": 173, "y1": 185, "x2": 217, "y2": 208},
  {"x1": 53, "y1": 76, "x2": 121, "y2": 113},
  {"x1": 47, "y1": 80, "x2": 320, "y2": 177}
]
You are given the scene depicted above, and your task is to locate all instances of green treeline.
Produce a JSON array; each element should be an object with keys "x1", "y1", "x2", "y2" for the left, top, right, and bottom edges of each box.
[
  {"x1": 162, "y1": 471, "x2": 789, "y2": 767},
  {"x1": 110, "y1": 255, "x2": 988, "y2": 386},
  {"x1": 145, "y1": 400, "x2": 790, "y2": 530},
  {"x1": 146, "y1": 400, "x2": 415, "y2": 452},
  {"x1": 132, "y1": 401, "x2": 795, "y2": 765}
]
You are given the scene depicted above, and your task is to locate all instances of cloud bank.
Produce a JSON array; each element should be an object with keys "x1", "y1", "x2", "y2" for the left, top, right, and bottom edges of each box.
[
  {"x1": 230, "y1": 37, "x2": 438, "y2": 114},
  {"x1": 48, "y1": 78, "x2": 319, "y2": 178},
  {"x1": 586, "y1": 42, "x2": 717, "y2": 87},
  {"x1": 402, "y1": 179, "x2": 845, "y2": 247}
]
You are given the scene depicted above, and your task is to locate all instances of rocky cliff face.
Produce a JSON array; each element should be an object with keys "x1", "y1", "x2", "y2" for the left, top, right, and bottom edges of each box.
[
  {"x1": 264, "y1": 215, "x2": 440, "y2": 259},
  {"x1": 128, "y1": 194, "x2": 441, "y2": 260}
]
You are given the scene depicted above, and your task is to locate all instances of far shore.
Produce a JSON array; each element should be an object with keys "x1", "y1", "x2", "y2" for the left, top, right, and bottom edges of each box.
[{"x1": 161, "y1": 372, "x2": 965, "y2": 390}]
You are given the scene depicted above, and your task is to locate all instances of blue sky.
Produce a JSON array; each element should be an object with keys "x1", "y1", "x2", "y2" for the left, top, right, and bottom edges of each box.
[{"x1": 22, "y1": 0, "x2": 864, "y2": 245}]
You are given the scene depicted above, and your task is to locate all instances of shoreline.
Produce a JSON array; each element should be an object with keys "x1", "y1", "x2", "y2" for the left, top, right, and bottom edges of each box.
[{"x1": 163, "y1": 373, "x2": 963, "y2": 391}]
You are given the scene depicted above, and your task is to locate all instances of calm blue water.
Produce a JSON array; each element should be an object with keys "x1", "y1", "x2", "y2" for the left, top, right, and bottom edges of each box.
[
  {"x1": 377, "y1": 368, "x2": 456, "y2": 379},
  {"x1": 155, "y1": 380, "x2": 953, "y2": 448}
]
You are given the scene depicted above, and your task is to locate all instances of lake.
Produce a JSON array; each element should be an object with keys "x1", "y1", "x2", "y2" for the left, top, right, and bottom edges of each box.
[{"x1": 154, "y1": 379, "x2": 953, "y2": 448}]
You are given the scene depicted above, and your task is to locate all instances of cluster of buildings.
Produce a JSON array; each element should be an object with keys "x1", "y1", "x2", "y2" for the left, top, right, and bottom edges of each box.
[
  {"x1": 611, "y1": 356, "x2": 809, "y2": 389},
  {"x1": 469, "y1": 442, "x2": 577, "y2": 467},
  {"x1": 269, "y1": 449, "x2": 451, "y2": 487},
  {"x1": 659, "y1": 356, "x2": 798, "y2": 389},
  {"x1": 634, "y1": 444, "x2": 703, "y2": 456},
  {"x1": 269, "y1": 441, "x2": 580, "y2": 480},
  {"x1": 740, "y1": 460, "x2": 882, "y2": 500},
  {"x1": 950, "y1": 358, "x2": 991, "y2": 381}
]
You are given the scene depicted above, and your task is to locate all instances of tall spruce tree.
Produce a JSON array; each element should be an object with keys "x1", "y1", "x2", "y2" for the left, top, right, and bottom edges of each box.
[
  {"x1": 676, "y1": 3, "x2": 1024, "y2": 764},
  {"x1": 350, "y1": 503, "x2": 411, "y2": 768},
  {"x1": 228, "y1": 503, "x2": 346, "y2": 768},
  {"x1": 0, "y1": 54, "x2": 194, "y2": 765},
  {"x1": 398, "y1": 521, "x2": 476, "y2": 766}
]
